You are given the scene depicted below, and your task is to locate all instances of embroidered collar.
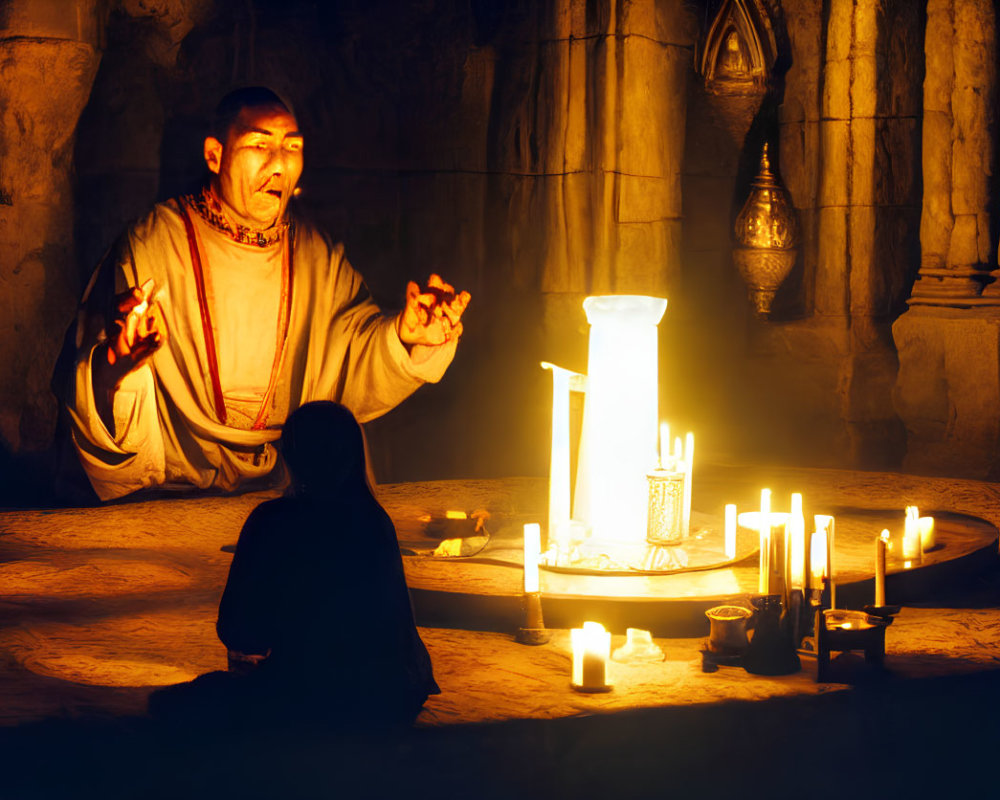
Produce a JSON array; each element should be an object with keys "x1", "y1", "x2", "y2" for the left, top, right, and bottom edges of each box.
[{"x1": 184, "y1": 185, "x2": 288, "y2": 248}]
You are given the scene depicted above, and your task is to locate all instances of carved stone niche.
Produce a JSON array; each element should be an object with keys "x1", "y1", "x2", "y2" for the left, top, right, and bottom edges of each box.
[{"x1": 696, "y1": 0, "x2": 778, "y2": 146}]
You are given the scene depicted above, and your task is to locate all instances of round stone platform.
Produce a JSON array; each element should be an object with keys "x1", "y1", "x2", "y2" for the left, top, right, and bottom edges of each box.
[{"x1": 383, "y1": 472, "x2": 1000, "y2": 636}]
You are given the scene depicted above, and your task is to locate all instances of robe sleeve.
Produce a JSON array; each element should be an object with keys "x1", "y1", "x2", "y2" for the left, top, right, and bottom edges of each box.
[
  {"x1": 305, "y1": 236, "x2": 457, "y2": 423},
  {"x1": 60, "y1": 234, "x2": 167, "y2": 501}
]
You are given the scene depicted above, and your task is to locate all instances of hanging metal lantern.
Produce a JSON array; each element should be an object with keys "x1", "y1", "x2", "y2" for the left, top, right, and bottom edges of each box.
[{"x1": 733, "y1": 143, "x2": 799, "y2": 317}]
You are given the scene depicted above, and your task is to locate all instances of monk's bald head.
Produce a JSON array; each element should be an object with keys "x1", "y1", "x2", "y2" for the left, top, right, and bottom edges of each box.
[
  {"x1": 204, "y1": 87, "x2": 304, "y2": 229},
  {"x1": 211, "y1": 87, "x2": 293, "y2": 143}
]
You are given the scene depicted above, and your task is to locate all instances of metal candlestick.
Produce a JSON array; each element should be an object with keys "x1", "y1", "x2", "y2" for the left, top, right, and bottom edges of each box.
[{"x1": 516, "y1": 591, "x2": 551, "y2": 645}]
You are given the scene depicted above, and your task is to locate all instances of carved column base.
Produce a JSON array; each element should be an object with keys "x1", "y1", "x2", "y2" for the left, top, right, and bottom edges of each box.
[{"x1": 907, "y1": 267, "x2": 995, "y2": 306}]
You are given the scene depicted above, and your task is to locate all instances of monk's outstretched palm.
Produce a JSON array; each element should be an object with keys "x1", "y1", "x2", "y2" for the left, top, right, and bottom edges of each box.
[{"x1": 397, "y1": 274, "x2": 470, "y2": 347}]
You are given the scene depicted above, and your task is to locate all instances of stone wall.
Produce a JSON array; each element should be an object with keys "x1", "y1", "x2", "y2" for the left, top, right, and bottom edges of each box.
[{"x1": 0, "y1": 0, "x2": 102, "y2": 453}]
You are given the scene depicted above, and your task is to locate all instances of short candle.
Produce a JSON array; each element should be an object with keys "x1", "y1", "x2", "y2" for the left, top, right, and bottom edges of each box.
[
  {"x1": 571, "y1": 621, "x2": 611, "y2": 690},
  {"x1": 724, "y1": 503, "x2": 737, "y2": 560},
  {"x1": 902, "y1": 506, "x2": 921, "y2": 560},
  {"x1": 919, "y1": 516, "x2": 936, "y2": 551}
]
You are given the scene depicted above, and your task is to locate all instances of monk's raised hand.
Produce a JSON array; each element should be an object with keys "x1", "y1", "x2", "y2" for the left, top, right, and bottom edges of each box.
[
  {"x1": 106, "y1": 278, "x2": 164, "y2": 374},
  {"x1": 397, "y1": 274, "x2": 471, "y2": 347}
]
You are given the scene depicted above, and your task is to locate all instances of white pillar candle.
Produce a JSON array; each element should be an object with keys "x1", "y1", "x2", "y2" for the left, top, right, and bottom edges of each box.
[
  {"x1": 919, "y1": 516, "x2": 936, "y2": 551},
  {"x1": 682, "y1": 432, "x2": 694, "y2": 537},
  {"x1": 523, "y1": 523, "x2": 541, "y2": 593},
  {"x1": 571, "y1": 621, "x2": 611, "y2": 690},
  {"x1": 724, "y1": 503, "x2": 737, "y2": 560},
  {"x1": 902, "y1": 506, "x2": 921, "y2": 561},
  {"x1": 789, "y1": 493, "x2": 806, "y2": 589},
  {"x1": 875, "y1": 529, "x2": 889, "y2": 607},
  {"x1": 759, "y1": 489, "x2": 771, "y2": 594}
]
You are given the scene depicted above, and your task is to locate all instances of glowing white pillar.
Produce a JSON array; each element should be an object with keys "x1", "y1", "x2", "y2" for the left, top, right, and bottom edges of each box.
[{"x1": 576, "y1": 295, "x2": 667, "y2": 546}]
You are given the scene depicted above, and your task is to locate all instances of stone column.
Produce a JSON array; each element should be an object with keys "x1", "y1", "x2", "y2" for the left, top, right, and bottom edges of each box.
[
  {"x1": 911, "y1": 0, "x2": 996, "y2": 301},
  {"x1": 0, "y1": 0, "x2": 101, "y2": 451},
  {"x1": 893, "y1": 0, "x2": 1000, "y2": 478}
]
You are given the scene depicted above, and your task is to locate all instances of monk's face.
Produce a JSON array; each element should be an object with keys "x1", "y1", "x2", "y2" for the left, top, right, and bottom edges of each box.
[{"x1": 204, "y1": 104, "x2": 304, "y2": 229}]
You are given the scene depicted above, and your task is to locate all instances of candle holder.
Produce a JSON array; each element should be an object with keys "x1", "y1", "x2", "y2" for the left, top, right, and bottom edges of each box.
[
  {"x1": 743, "y1": 594, "x2": 801, "y2": 676},
  {"x1": 815, "y1": 607, "x2": 895, "y2": 682},
  {"x1": 515, "y1": 591, "x2": 551, "y2": 645},
  {"x1": 706, "y1": 605, "x2": 752, "y2": 658},
  {"x1": 646, "y1": 468, "x2": 686, "y2": 545}
]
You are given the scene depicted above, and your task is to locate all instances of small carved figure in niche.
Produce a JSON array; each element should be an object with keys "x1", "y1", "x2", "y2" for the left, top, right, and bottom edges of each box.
[{"x1": 717, "y1": 29, "x2": 751, "y2": 80}]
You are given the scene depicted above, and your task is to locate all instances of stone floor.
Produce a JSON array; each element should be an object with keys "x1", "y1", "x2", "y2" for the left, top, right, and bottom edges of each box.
[{"x1": 1, "y1": 463, "x2": 999, "y2": 798}]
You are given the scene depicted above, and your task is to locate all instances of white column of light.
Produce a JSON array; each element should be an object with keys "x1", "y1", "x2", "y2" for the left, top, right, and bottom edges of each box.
[{"x1": 577, "y1": 295, "x2": 667, "y2": 547}]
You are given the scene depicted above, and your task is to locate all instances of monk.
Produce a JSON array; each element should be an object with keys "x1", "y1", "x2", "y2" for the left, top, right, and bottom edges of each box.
[{"x1": 57, "y1": 87, "x2": 469, "y2": 502}]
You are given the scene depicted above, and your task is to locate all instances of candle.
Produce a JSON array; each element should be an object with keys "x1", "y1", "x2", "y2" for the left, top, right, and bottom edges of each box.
[
  {"x1": 682, "y1": 432, "x2": 694, "y2": 536},
  {"x1": 571, "y1": 621, "x2": 611, "y2": 690},
  {"x1": 659, "y1": 422, "x2": 670, "y2": 467},
  {"x1": 724, "y1": 503, "x2": 737, "y2": 560},
  {"x1": 810, "y1": 527, "x2": 827, "y2": 585},
  {"x1": 759, "y1": 489, "x2": 771, "y2": 594},
  {"x1": 789, "y1": 493, "x2": 806, "y2": 589},
  {"x1": 902, "y1": 506, "x2": 921, "y2": 560},
  {"x1": 523, "y1": 523, "x2": 541, "y2": 593},
  {"x1": 875, "y1": 529, "x2": 889, "y2": 607},
  {"x1": 814, "y1": 514, "x2": 836, "y2": 608},
  {"x1": 541, "y1": 362, "x2": 576, "y2": 557},
  {"x1": 919, "y1": 516, "x2": 936, "y2": 551}
]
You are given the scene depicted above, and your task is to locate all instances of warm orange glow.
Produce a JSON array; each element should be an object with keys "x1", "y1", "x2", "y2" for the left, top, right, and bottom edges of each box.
[{"x1": 445, "y1": 510, "x2": 468, "y2": 520}]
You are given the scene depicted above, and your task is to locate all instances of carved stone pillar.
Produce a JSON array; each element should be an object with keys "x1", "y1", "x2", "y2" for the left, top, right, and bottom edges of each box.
[
  {"x1": 910, "y1": 0, "x2": 996, "y2": 302},
  {"x1": 893, "y1": 0, "x2": 1000, "y2": 477},
  {"x1": 0, "y1": 1, "x2": 101, "y2": 451}
]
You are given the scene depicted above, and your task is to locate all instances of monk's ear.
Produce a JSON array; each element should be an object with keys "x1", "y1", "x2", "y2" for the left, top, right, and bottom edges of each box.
[{"x1": 204, "y1": 137, "x2": 224, "y2": 175}]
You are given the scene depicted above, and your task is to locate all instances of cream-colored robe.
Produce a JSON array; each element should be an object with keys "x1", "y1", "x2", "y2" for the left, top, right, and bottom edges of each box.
[{"x1": 66, "y1": 200, "x2": 455, "y2": 501}]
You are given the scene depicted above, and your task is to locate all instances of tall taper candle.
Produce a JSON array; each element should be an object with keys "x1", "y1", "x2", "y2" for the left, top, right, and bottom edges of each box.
[
  {"x1": 523, "y1": 523, "x2": 541, "y2": 593},
  {"x1": 875, "y1": 529, "x2": 889, "y2": 607},
  {"x1": 759, "y1": 489, "x2": 772, "y2": 594},
  {"x1": 682, "y1": 432, "x2": 694, "y2": 537},
  {"x1": 724, "y1": 503, "x2": 737, "y2": 560}
]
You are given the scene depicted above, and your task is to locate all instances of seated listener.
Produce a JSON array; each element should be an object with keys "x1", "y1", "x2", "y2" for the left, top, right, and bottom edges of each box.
[
  {"x1": 57, "y1": 86, "x2": 469, "y2": 501},
  {"x1": 214, "y1": 401, "x2": 439, "y2": 723}
]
